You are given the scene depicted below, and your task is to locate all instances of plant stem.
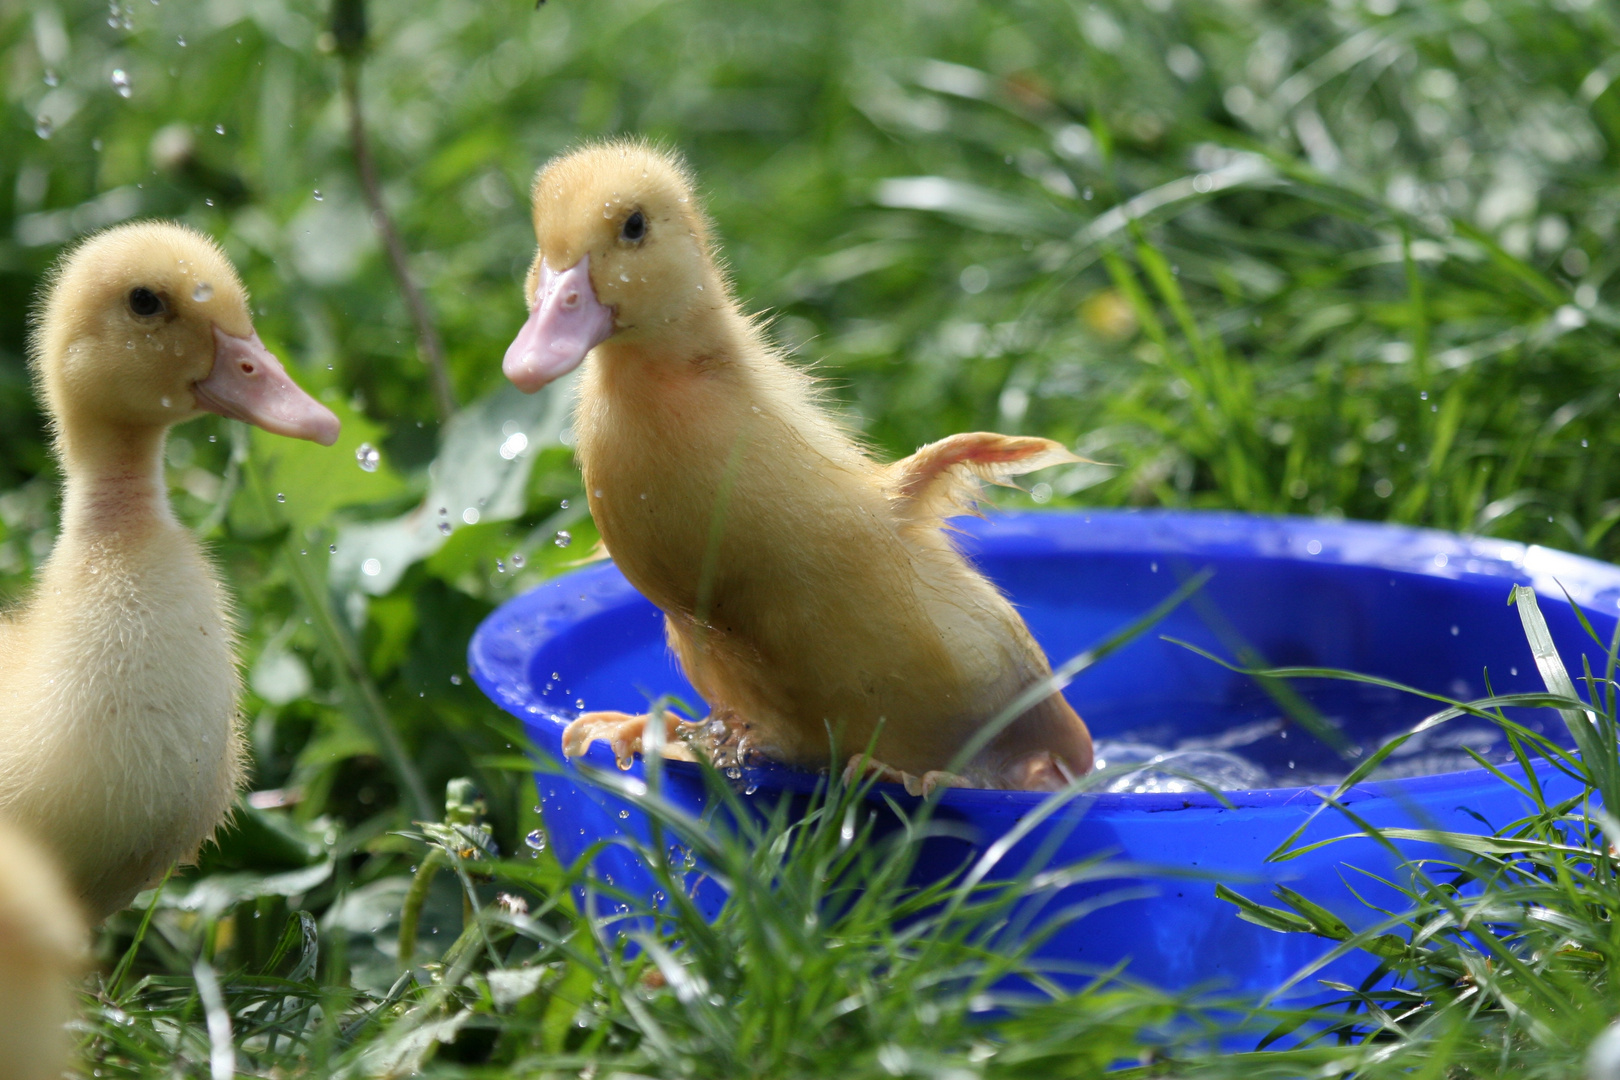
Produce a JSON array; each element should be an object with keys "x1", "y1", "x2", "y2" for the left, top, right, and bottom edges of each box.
[
  {"x1": 243, "y1": 454, "x2": 434, "y2": 819},
  {"x1": 397, "y1": 847, "x2": 445, "y2": 967},
  {"x1": 340, "y1": 59, "x2": 456, "y2": 420}
]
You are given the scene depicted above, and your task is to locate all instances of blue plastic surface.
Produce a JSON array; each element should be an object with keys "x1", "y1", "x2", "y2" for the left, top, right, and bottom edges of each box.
[{"x1": 469, "y1": 510, "x2": 1613, "y2": 998}]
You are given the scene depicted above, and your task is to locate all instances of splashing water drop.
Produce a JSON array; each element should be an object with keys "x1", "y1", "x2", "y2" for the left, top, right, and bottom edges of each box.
[
  {"x1": 355, "y1": 443, "x2": 380, "y2": 472},
  {"x1": 34, "y1": 115, "x2": 55, "y2": 139},
  {"x1": 192, "y1": 281, "x2": 213, "y2": 302},
  {"x1": 554, "y1": 530, "x2": 573, "y2": 548},
  {"x1": 111, "y1": 69, "x2": 132, "y2": 98},
  {"x1": 499, "y1": 431, "x2": 528, "y2": 459}
]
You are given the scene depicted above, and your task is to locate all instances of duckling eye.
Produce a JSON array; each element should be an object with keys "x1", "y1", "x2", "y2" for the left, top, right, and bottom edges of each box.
[
  {"x1": 620, "y1": 210, "x2": 647, "y2": 244},
  {"x1": 128, "y1": 287, "x2": 164, "y2": 317}
]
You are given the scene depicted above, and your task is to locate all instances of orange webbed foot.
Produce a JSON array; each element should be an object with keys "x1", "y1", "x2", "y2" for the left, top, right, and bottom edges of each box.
[
  {"x1": 842, "y1": 755, "x2": 978, "y2": 797},
  {"x1": 996, "y1": 750, "x2": 1077, "y2": 792},
  {"x1": 561, "y1": 710, "x2": 700, "y2": 769}
]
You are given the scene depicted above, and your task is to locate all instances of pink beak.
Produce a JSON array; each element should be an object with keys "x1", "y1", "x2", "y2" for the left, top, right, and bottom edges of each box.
[
  {"x1": 503, "y1": 256, "x2": 616, "y2": 393},
  {"x1": 194, "y1": 326, "x2": 341, "y2": 446}
]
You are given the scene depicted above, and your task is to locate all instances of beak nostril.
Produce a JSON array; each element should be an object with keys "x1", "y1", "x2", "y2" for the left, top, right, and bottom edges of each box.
[
  {"x1": 562, "y1": 292, "x2": 580, "y2": 309},
  {"x1": 240, "y1": 362, "x2": 255, "y2": 374}
]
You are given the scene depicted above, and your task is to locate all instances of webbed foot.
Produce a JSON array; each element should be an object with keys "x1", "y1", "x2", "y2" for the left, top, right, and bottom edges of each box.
[
  {"x1": 842, "y1": 754, "x2": 977, "y2": 796},
  {"x1": 561, "y1": 710, "x2": 699, "y2": 769}
]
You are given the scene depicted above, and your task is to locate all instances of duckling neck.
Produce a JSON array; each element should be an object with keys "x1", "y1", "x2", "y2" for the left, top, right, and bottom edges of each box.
[{"x1": 55, "y1": 422, "x2": 173, "y2": 538}]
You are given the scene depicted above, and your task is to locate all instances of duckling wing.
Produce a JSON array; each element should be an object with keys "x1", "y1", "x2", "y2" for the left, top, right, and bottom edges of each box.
[{"x1": 882, "y1": 432, "x2": 1079, "y2": 527}]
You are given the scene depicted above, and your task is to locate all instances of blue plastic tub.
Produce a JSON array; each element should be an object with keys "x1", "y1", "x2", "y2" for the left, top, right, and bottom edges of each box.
[{"x1": 469, "y1": 510, "x2": 1612, "y2": 999}]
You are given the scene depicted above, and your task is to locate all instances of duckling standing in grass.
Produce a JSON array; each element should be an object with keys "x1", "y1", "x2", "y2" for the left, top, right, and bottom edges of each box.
[
  {"x1": 4, "y1": 221, "x2": 340, "y2": 920},
  {"x1": 504, "y1": 141, "x2": 1092, "y2": 792}
]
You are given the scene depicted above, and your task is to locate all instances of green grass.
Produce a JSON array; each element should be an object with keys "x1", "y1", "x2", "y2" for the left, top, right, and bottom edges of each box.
[{"x1": 8, "y1": 0, "x2": 1620, "y2": 1074}]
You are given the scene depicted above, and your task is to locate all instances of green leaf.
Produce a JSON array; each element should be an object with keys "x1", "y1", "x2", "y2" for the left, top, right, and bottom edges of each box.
[{"x1": 1214, "y1": 883, "x2": 1314, "y2": 935}]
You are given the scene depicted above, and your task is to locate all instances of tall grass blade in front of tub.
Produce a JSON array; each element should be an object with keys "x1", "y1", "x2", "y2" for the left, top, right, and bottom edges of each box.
[
  {"x1": 1205, "y1": 587, "x2": 1620, "y2": 1077},
  {"x1": 79, "y1": 751, "x2": 1274, "y2": 1078}
]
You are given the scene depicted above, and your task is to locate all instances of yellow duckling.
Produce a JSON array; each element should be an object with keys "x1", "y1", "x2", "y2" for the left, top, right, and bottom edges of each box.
[
  {"x1": 2, "y1": 221, "x2": 339, "y2": 920},
  {"x1": 504, "y1": 142, "x2": 1092, "y2": 793},
  {"x1": 0, "y1": 819, "x2": 86, "y2": 1080}
]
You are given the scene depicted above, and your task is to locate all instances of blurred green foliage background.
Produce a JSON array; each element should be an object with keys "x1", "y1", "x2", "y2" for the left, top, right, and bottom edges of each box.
[{"x1": 4, "y1": 0, "x2": 1620, "y2": 1035}]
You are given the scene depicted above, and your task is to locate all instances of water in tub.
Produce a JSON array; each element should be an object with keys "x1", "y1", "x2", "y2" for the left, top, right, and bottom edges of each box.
[{"x1": 1092, "y1": 715, "x2": 1525, "y2": 793}]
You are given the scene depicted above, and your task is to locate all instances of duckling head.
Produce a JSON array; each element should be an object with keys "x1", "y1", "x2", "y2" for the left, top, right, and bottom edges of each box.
[
  {"x1": 506, "y1": 140, "x2": 719, "y2": 392},
  {"x1": 32, "y1": 220, "x2": 340, "y2": 445}
]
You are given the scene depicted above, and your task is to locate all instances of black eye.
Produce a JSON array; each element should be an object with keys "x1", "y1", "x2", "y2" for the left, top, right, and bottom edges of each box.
[
  {"x1": 128, "y1": 287, "x2": 163, "y2": 317},
  {"x1": 620, "y1": 210, "x2": 647, "y2": 243}
]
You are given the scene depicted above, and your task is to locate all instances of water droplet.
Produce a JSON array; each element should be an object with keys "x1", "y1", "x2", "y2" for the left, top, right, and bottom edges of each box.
[
  {"x1": 208, "y1": 434, "x2": 216, "y2": 443},
  {"x1": 559, "y1": 498, "x2": 569, "y2": 509},
  {"x1": 450, "y1": 674, "x2": 463, "y2": 686},
  {"x1": 463, "y1": 507, "x2": 480, "y2": 525},
  {"x1": 329, "y1": 543, "x2": 337, "y2": 554},
  {"x1": 192, "y1": 281, "x2": 213, "y2": 302},
  {"x1": 355, "y1": 443, "x2": 380, "y2": 472},
  {"x1": 111, "y1": 69, "x2": 132, "y2": 97},
  {"x1": 312, "y1": 190, "x2": 322, "y2": 201},
  {"x1": 499, "y1": 431, "x2": 528, "y2": 459},
  {"x1": 214, "y1": 124, "x2": 225, "y2": 134},
  {"x1": 176, "y1": 34, "x2": 185, "y2": 46},
  {"x1": 362, "y1": 558, "x2": 381, "y2": 576},
  {"x1": 437, "y1": 521, "x2": 452, "y2": 535},
  {"x1": 160, "y1": 396, "x2": 171, "y2": 408},
  {"x1": 725, "y1": 766, "x2": 742, "y2": 780},
  {"x1": 524, "y1": 829, "x2": 547, "y2": 852},
  {"x1": 574, "y1": 698, "x2": 585, "y2": 709},
  {"x1": 43, "y1": 69, "x2": 59, "y2": 87},
  {"x1": 495, "y1": 559, "x2": 506, "y2": 573},
  {"x1": 34, "y1": 114, "x2": 55, "y2": 138},
  {"x1": 276, "y1": 492, "x2": 286, "y2": 503},
  {"x1": 617, "y1": 809, "x2": 629, "y2": 820},
  {"x1": 511, "y1": 553, "x2": 526, "y2": 568},
  {"x1": 745, "y1": 783, "x2": 757, "y2": 795},
  {"x1": 554, "y1": 530, "x2": 573, "y2": 548}
]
